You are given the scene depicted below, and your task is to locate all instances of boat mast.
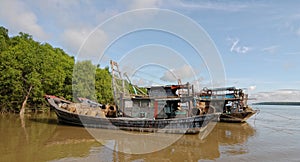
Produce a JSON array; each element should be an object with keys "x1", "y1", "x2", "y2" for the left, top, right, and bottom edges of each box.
[{"x1": 110, "y1": 60, "x2": 125, "y2": 115}]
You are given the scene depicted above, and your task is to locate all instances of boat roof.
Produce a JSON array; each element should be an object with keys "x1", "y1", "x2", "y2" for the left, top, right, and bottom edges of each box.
[{"x1": 204, "y1": 87, "x2": 242, "y2": 91}]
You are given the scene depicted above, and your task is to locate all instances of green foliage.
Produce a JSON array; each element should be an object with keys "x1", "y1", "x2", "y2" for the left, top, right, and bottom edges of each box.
[
  {"x1": 73, "y1": 61, "x2": 114, "y2": 104},
  {"x1": 0, "y1": 26, "x2": 115, "y2": 112},
  {"x1": 0, "y1": 27, "x2": 75, "y2": 112},
  {"x1": 72, "y1": 60, "x2": 96, "y2": 101},
  {"x1": 0, "y1": 26, "x2": 9, "y2": 52},
  {"x1": 95, "y1": 66, "x2": 113, "y2": 104}
]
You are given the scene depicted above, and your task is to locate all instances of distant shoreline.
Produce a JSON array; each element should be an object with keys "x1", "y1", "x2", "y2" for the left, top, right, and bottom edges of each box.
[{"x1": 253, "y1": 102, "x2": 300, "y2": 106}]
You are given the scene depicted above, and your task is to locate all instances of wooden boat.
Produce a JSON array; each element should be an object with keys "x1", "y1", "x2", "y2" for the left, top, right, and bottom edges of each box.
[
  {"x1": 45, "y1": 95, "x2": 219, "y2": 134},
  {"x1": 46, "y1": 60, "x2": 221, "y2": 134},
  {"x1": 198, "y1": 87, "x2": 257, "y2": 123}
]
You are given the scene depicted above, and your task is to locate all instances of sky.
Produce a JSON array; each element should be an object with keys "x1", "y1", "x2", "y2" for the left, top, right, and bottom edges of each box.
[{"x1": 0, "y1": 0, "x2": 300, "y2": 102}]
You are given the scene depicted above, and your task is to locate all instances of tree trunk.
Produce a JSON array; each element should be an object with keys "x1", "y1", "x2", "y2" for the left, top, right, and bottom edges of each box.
[
  {"x1": 20, "y1": 109, "x2": 29, "y2": 143},
  {"x1": 20, "y1": 85, "x2": 33, "y2": 116}
]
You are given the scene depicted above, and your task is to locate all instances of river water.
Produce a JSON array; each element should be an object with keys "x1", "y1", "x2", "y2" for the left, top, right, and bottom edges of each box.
[{"x1": 0, "y1": 105, "x2": 300, "y2": 162}]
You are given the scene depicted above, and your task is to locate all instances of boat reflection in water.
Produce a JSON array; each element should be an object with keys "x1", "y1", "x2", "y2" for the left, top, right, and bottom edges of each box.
[
  {"x1": 46, "y1": 122, "x2": 256, "y2": 161},
  {"x1": 117, "y1": 123, "x2": 256, "y2": 161}
]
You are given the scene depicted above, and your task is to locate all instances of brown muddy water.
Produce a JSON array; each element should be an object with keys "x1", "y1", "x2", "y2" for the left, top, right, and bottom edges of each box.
[{"x1": 0, "y1": 105, "x2": 300, "y2": 162}]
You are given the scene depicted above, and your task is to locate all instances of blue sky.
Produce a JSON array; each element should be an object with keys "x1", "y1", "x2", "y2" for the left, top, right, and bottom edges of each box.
[{"x1": 0, "y1": 0, "x2": 300, "y2": 101}]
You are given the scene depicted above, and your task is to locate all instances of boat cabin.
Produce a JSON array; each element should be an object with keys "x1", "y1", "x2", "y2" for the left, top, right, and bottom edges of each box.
[
  {"x1": 120, "y1": 83, "x2": 197, "y2": 119},
  {"x1": 198, "y1": 87, "x2": 248, "y2": 114}
]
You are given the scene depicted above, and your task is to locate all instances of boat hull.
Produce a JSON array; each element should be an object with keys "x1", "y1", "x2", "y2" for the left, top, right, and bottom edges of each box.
[
  {"x1": 219, "y1": 110, "x2": 257, "y2": 123},
  {"x1": 46, "y1": 96, "x2": 218, "y2": 134}
]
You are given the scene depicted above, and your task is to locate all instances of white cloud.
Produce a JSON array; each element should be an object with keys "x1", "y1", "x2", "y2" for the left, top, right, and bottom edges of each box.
[
  {"x1": 0, "y1": 0, "x2": 166, "y2": 57},
  {"x1": 251, "y1": 89, "x2": 300, "y2": 102},
  {"x1": 132, "y1": 78, "x2": 158, "y2": 87},
  {"x1": 61, "y1": 27, "x2": 108, "y2": 59},
  {"x1": 177, "y1": 0, "x2": 249, "y2": 12},
  {"x1": 228, "y1": 38, "x2": 251, "y2": 54},
  {"x1": 262, "y1": 45, "x2": 279, "y2": 54},
  {"x1": 160, "y1": 64, "x2": 199, "y2": 82},
  {"x1": 127, "y1": 0, "x2": 161, "y2": 10},
  {"x1": 61, "y1": 28, "x2": 91, "y2": 54},
  {"x1": 190, "y1": 77, "x2": 205, "y2": 91},
  {"x1": 160, "y1": 70, "x2": 177, "y2": 82},
  {"x1": 0, "y1": 0, "x2": 117, "y2": 50},
  {"x1": 32, "y1": 1, "x2": 117, "y2": 28},
  {"x1": 0, "y1": 0, "x2": 48, "y2": 40},
  {"x1": 22, "y1": 0, "x2": 164, "y2": 58},
  {"x1": 248, "y1": 85, "x2": 257, "y2": 91},
  {"x1": 229, "y1": 38, "x2": 239, "y2": 52}
]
